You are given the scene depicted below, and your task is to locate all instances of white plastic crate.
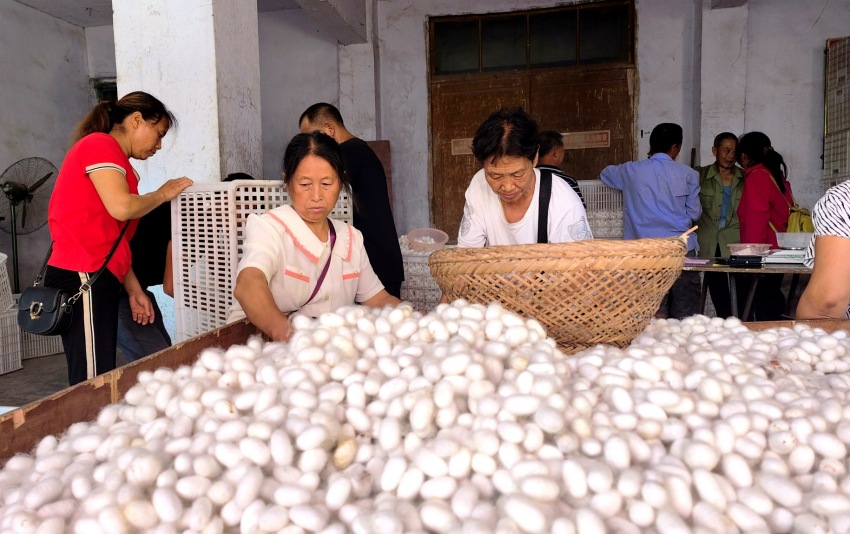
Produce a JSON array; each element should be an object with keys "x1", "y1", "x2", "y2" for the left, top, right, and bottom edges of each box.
[
  {"x1": 0, "y1": 308, "x2": 22, "y2": 375},
  {"x1": 172, "y1": 180, "x2": 353, "y2": 341},
  {"x1": 824, "y1": 130, "x2": 850, "y2": 189},
  {"x1": 20, "y1": 331, "x2": 63, "y2": 360},
  {"x1": 0, "y1": 253, "x2": 13, "y2": 312},
  {"x1": 578, "y1": 180, "x2": 624, "y2": 239},
  {"x1": 826, "y1": 37, "x2": 849, "y2": 134},
  {"x1": 401, "y1": 253, "x2": 441, "y2": 290},
  {"x1": 400, "y1": 287, "x2": 442, "y2": 313}
]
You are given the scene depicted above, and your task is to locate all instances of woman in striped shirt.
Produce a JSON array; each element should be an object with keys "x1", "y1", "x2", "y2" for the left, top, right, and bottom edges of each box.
[{"x1": 797, "y1": 180, "x2": 850, "y2": 319}]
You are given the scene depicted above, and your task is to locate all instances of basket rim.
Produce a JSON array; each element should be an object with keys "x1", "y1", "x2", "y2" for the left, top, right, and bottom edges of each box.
[{"x1": 428, "y1": 237, "x2": 685, "y2": 264}]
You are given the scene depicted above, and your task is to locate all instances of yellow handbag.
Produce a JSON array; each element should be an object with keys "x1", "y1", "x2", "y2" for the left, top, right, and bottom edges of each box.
[{"x1": 768, "y1": 178, "x2": 814, "y2": 233}]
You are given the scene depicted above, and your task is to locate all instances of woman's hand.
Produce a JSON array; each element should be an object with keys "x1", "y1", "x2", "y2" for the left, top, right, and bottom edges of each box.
[
  {"x1": 157, "y1": 177, "x2": 193, "y2": 202},
  {"x1": 269, "y1": 317, "x2": 294, "y2": 342},
  {"x1": 128, "y1": 291, "x2": 154, "y2": 325},
  {"x1": 362, "y1": 289, "x2": 402, "y2": 309},
  {"x1": 234, "y1": 267, "x2": 296, "y2": 342}
]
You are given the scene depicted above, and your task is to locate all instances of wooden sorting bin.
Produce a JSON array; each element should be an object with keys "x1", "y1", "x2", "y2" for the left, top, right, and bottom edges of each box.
[
  {"x1": 0, "y1": 320, "x2": 260, "y2": 465},
  {"x1": 2, "y1": 317, "x2": 849, "y2": 466}
]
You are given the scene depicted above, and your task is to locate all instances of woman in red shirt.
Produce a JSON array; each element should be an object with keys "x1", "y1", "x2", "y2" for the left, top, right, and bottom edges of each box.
[
  {"x1": 46, "y1": 92, "x2": 192, "y2": 385},
  {"x1": 736, "y1": 131, "x2": 793, "y2": 321}
]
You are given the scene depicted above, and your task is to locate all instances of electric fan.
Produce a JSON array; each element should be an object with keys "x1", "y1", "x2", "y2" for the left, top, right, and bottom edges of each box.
[{"x1": 0, "y1": 157, "x2": 57, "y2": 292}]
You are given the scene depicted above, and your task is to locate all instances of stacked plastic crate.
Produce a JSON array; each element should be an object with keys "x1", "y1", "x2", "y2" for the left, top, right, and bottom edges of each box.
[
  {"x1": 578, "y1": 180, "x2": 624, "y2": 239},
  {"x1": 825, "y1": 37, "x2": 850, "y2": 189},
  {"x1": 172, "y1": 180, "x2": 352, "y2": 342},
  {"x1": 399, "y1": 250, "x2": 443, "y2": 313},
  {"x1": 0, "y1": 253, "x2": 21, "y2": 375}
]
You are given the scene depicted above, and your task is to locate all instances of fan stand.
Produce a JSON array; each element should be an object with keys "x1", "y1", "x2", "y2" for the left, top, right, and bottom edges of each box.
[
  {"x1": 6, "y1": 200, "x2": 21, "y2": 293},
  {"x1": 3, "y1": 190, "x2": 29, "y2": 293}
]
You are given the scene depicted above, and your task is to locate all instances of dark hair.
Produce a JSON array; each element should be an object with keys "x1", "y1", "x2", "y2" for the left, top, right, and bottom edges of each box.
[
  {"x1": 648, "y1": 123, "x2": 683, "y2": 155},
  {"x1": 713, "y1": 132, "x2": 738, "y2": 148},
  {"x1": 472, "y1": 107, "x2": 540, "y2": 164},
  {"x1": 282, "y1": 131, "x2": 351, "y2": 196},
  {"x1": 737, "y1": 131, "x2": 787, "y2": 193},
  {"x1": 299, "y1": 103, "x2": 345, "y2": 128},
  {"x1": 538, "y1": 130, "x2": 564, "y2": 158},
  {"x1": 70, "y1": 91, "x2": 176, "y2": 146},
  {"x1": 223, "y1": 172, "x2": 255, "y2": 182}
]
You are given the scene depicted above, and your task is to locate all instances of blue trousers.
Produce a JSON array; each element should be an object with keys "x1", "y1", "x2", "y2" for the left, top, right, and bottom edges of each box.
[{"x1": 117, "y1": 288, "x2": 172, "y2": 362}]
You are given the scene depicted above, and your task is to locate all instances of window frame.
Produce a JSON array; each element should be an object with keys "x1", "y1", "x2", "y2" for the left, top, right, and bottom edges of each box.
[{"x1": 428, "y1": 1, "x2": 635, "y2": 79}]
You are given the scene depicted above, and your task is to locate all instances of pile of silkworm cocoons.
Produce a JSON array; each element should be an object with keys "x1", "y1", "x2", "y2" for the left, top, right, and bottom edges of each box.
[{"x1": 3, "y1": 300, "x2": 850, "y2": 534}]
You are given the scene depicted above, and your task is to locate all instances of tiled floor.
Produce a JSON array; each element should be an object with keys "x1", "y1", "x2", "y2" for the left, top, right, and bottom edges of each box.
[
  {"x1": 0, "y1": 351, "x2": 130, "y2": 409},
  {"x1": 0, "y1": 353, "x2": 68, "y2": 408}
]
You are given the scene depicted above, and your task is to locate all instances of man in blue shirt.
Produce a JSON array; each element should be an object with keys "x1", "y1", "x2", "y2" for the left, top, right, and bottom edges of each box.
[{"x1": 600, "y1": 123, "x2": 702, "y2": 318}]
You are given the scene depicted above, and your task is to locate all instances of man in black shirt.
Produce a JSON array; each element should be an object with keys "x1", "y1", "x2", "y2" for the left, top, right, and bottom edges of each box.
[
  {"x1": 536, "y1": 130, "x2": 586, "y2": 208},
  {"x1": 298, "y1": 103, "x2": 404, "y2": 297},
  {"x1": 117, "y1": 203, "x2": 172, "y2": 361}
]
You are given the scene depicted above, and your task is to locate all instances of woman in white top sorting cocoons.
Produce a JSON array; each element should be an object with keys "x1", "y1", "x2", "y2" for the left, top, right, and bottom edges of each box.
[
  {"x1": 230, "y1": 131, "x2": 400, "y2": 341},
  {"x1": 457, "y1": 107, "x2": 591, "y2": 248}
]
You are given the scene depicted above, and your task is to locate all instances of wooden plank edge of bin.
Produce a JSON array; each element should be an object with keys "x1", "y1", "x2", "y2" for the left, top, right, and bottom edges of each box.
[
  {"x1": 0, "y1": 320, "x2": 261, "y2": 465},
  {"x1": 744, "y1": 319, "x2": 850, "y2": 332}
]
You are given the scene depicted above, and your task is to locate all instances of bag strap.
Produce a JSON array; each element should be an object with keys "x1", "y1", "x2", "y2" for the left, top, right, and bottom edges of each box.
[
  {"x1": 304, "y1": 221, "x2": 337, "y2": 306},
  {"x1": 767, "y1": 174, "x2": 795, "y2": 208},
  {"x1": 537, "y1": 169, "x2": 553, "y2": 244},
  {"x1": 765, "y1": 175, "x2": 800, "y2": 234},
  {"x1": 34, "y1": 222, "x2": 130, "y2": 304}
]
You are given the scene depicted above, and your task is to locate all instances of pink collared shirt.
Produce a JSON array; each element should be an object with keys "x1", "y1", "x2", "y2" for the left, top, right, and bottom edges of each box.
[{"x1": 228, "y1": 204, "x2": 384, "y2": 321}]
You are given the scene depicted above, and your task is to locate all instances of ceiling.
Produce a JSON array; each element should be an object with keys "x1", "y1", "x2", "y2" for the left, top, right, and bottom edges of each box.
[{"x1": 13, "y1": 0, "x2": 299, "y2": 28}]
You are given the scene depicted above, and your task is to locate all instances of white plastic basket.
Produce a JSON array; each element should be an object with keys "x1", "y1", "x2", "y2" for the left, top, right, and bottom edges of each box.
[
  {"x1": 20, "y1": 331, "x2": 63, "y2": 360},
  {"x1": 0, "y1": 253, "x2": 14, "y2": 312},
  {"x1": 400, "y1": 287, "x2": 442, "y2": 313},
  {"x1": 401, "y1": 253, "x2": 441, "y2": 291},
  {"x1": 0, "y1": 308, "x2": 22, "y2": 375},
  {"x1": 172, "y1": 180, "x2": 353, "y2": 341},
  {"x1": 577, "y1": 180, "x2": 624, "y2": 239},
  {"x1": 399, "y1": 244, "x2": 450, "y2": 313},
  {"x1": 823, "y1": 130, "x2": 850, "y2": 189}
]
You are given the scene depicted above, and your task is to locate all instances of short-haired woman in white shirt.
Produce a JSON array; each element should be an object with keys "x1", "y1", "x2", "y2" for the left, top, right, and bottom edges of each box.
[{"x1": 230, "y1": 131, "x2": 400, "y2": 341}]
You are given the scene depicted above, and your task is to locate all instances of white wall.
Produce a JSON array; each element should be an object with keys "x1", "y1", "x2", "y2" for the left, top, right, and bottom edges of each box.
[
  {"x1": 742, "y1": 0, "x2": 850, "y2": 210},
  {"x1": 377, "y1": 0, "x2": 850, "y2": 233},
  {"x1": 699, "y1": 2, "x2": 748, "y2": 165},
  {"x1": 376, "y1": 0, "x2": 595, "y2": 235},
  {"x1": 0, "y1": 0, "x2": 93, "y2": 290},
  {"x1": 258, "y1": 9, "x2": 340, "y2": 181},
  {"x1": 85, "y1": 25, "x2": 116, "y2": 79},
  {"x1": 635, "y1": 0, "x2": 701, "y2": 162}
]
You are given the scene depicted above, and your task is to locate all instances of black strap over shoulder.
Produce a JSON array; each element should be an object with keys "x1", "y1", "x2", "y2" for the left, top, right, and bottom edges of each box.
[
  {"x1": 35, "y1": 222, "x2": 130, "y2": 294},
  {"x1": 537, "y1": 168, "x2": 552, "y2": 244}
]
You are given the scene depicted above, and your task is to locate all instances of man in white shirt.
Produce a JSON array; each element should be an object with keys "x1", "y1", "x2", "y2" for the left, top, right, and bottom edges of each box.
[{"x1": 457, "y1": 108, "x2": 591, "y2": 248}]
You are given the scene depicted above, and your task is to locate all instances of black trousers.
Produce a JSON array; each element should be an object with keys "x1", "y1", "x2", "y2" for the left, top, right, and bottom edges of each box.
[
  {"x1": 659, "y1": 250, "x2": 702, "y2": 319},
  {"x1": 45, "y1": 266, "x2": 122, "y2": 386},
  {"x1": 705, "y1": 244, "x2": 747, "y2": 318},
  {"x1": 738, "y1": 273, "x2": 786, "y2": 322}
]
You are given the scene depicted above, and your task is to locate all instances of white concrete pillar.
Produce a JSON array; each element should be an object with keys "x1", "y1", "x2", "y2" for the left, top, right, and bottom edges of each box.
[
  {"x1": 699, "y1": 1, "x2": 748, "y2": 165},
  {"x1": 337, "y1": 0, "x2": 376, "y2": 140},
  {"x1": 339, "y1": 43, "x2": 377, "y2": 140},
  {"x1": 112, "y1": 0, "x2": 263, "y2": 188}
]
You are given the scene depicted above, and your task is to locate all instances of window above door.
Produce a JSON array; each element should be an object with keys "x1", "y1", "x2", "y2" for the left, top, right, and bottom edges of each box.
[{"x1": 430, "y1": 1, "x2": 634, "y2": 77}]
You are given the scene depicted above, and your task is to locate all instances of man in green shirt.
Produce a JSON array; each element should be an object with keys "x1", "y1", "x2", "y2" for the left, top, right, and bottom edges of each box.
[{"x1": 696, "y1": 132, "x2": 745, "y2": 318}]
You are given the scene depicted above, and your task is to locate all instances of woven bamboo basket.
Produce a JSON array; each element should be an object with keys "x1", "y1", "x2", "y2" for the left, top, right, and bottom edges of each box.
[{"x1": 428, "y1": 237, "x2": 687, "y2": 353}]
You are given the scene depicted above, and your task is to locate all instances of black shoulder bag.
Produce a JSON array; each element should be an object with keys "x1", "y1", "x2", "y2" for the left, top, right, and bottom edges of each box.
[
  {"x1": 537, "y1": 168, "x2": 553, "y2": 244},
  {"x1": 18, "y1": 223, "x2": 129, "y2": 336}
]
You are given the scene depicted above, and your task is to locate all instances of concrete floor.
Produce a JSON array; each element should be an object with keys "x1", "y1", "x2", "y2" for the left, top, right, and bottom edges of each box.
[{"x1": 0, "y1": 351, "x2": 130, "y2": 410}]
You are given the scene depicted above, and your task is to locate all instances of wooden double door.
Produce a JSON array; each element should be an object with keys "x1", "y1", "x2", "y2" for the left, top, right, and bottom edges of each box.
[{"x1": 430, "y1": 67, "x2": 635, "y2": 240}]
